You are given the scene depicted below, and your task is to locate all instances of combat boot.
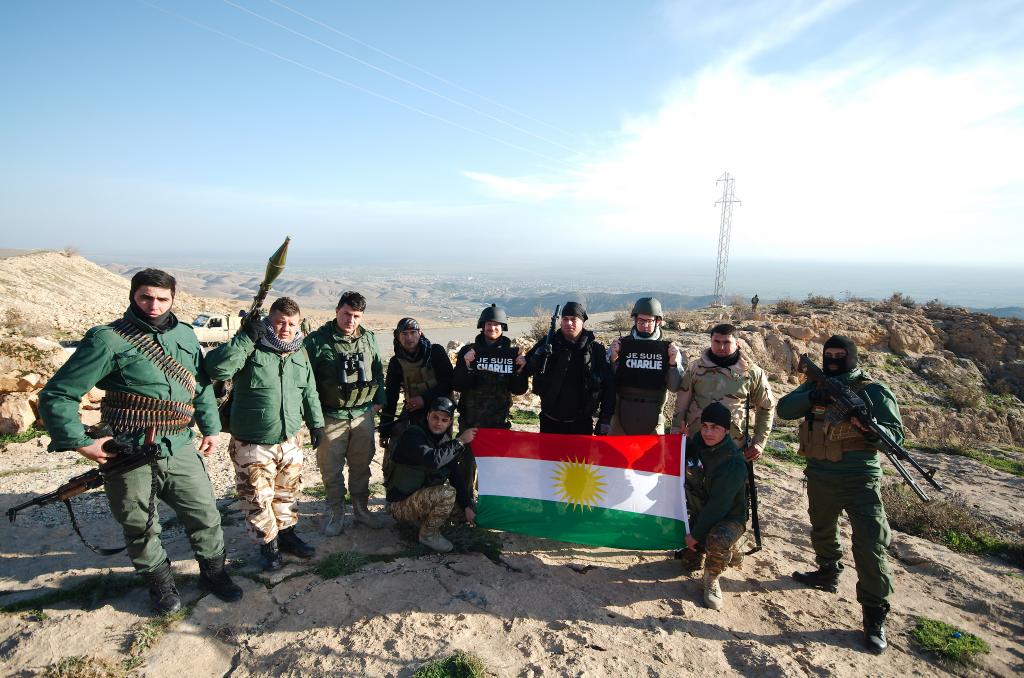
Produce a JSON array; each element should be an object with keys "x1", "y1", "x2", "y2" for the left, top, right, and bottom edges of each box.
[
  {"x1": 197, "y1": 552, "x2": 244, "y2": 603},
  {"x1": 792, "y1": 561, "x2": 843, "y2": 593},
  {"x1": 352, "y1": 497, "x2": 390, "y2": 529},
  {"x1": 141, "y1": 559, "x2": 181, "y2": 615},
  {"x1": 277, "y1": 527, "x2": 315, "y2": 559},
  {"x1": 323, "y1": 507, "x2": 346, "y2": 536},
  {"x1": 260, "y1": 538, "x2": 283, "y2": 571},
  {"x1": 862, "y1": 604, "x2": 890, "y2": 654},
  {"x1": 418, "y1": 528, "x2": 454, "y2": 553},
  {"x1": 702, "y1": 570, "x2": 723, "y2": 611}
]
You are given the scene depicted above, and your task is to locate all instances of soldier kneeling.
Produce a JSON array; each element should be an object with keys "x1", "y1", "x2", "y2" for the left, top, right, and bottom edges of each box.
[
  {"x1": 384, "y1": 397, "x2": 477, "y2": 553},
  {"x1": 681, "y1": 402, "x2": 748, "y2": 611}
]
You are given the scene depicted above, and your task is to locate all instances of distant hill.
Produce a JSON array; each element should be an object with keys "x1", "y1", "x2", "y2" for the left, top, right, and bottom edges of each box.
[
  {"x1": 485, "y1": 291, "x2": 717, "y2": 316},
  {"x1": 976, "y1": 307, "x2": 1024, "y2": 319}
]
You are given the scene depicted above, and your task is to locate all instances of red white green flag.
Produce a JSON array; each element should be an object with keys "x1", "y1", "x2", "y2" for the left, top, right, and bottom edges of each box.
[{"x1": 474, "y1": 430, "x2": 687, "y2": 550}]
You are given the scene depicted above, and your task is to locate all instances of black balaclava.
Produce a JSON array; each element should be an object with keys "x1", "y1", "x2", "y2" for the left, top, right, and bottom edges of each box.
[
  {"x1": 823, "y1": 335, "x2": 858, "y2": 375},
  {"x1": 128, "y1": 298, "x2": 173, "y2": 331}
]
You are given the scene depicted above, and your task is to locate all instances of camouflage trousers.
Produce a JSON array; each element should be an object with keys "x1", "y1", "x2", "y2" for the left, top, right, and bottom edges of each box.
[
  {"x1": 230, "y1": 437, "x2": 304, "y2": 544},
  {"x1": 703, "y1": 520, "x2": 747, "y2": 578},
  {"x1": 388, "y1": 484, "x2": 456, "y2": 538}
]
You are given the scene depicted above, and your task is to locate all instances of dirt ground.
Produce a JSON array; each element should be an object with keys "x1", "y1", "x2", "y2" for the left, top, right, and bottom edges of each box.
[{"x1": 2, "y1": 428, "x2": 1022, "y2": 678}]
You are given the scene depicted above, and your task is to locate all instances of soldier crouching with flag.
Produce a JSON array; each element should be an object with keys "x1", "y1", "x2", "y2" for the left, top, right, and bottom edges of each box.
[
  {"x1": 204, "y1": 297, "x2": 325, "y2": 571},
  {"x1": 384, "y1": 397, "x2": 477, "y2": 553},
  {"x1": 681, "y1": 402, "x2": 749, "y2": 611}
]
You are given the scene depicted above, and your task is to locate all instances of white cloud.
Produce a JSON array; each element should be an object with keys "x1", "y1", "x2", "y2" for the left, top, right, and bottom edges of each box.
[{"x1": 463, "y1": 7, "x2": 1024, "y2": 264}]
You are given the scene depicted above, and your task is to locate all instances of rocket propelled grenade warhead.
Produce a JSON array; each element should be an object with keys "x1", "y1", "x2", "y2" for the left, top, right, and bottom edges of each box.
[{"x1": 251, "y1": 236, "x2": 291, "y2": 313}]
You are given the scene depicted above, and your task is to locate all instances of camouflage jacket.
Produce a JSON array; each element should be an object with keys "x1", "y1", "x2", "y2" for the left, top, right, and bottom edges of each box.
[
  {"x1": 672, "y1": 349, "x2": 775, "y2": 450},
  {"x1": 452, "y1": 334, "x2": 529, "y2": 428}
]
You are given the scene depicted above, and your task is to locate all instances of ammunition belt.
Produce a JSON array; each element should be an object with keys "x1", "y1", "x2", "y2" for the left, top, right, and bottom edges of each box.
[
  {"x1": 101, "y1": 391, "x2": 194, "y2": 435},
  {"x1": 109, "y1": 318, "x2": 196, "y2": 398}
]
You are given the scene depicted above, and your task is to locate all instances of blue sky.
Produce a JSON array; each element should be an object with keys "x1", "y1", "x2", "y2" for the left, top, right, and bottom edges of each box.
[{"x1": 1, "y1": 0, "x2": 1022, "y2": 266}]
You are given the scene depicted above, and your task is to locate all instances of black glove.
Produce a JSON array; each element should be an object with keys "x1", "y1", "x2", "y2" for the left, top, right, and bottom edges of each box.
[
  {"x1": 809, "y1": 386, "x2": 833, "y2": 405},
  {"x1": 240, "y1": 310, "x2": 264, "y2": 342},
  {"x1": 537, "y1": 342, "x2": 554, "y2": 359},
  {"x1": 309, "y1": 426, "x2": 325, "y2": 449},
  {"x1": 596, "y1": 421, "x2": 612, "y2": 436}
]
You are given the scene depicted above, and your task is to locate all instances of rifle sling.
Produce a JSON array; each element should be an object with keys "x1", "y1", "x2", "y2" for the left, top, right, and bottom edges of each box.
[{"x1": 64, "y1": 458, "x2": 160, "y2": 557}]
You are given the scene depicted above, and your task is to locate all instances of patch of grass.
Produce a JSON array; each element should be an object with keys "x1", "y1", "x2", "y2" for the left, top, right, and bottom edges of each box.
[
  {"x1": 910, "y1": 443, "x2": 1024, "y2": 478},
  {"x1": 369, "y1": 482, "x2": 386, "y2": 497},
  {"x1": 122, "y1": 605, "x2": 193, "y2": 670},
  {"x1": 1, "y1": 572, "x2": 142, "y2": 614},
  {"x1": 774, "y1": 298, "x2": 800, "y2": 315},
  {"x1": 763, "y1": 440, "x2": 805, "y2": 466},
  {"x1": 805, "y1": 294, "x2": 837, "y2": 308},
  {"x1": 412, "y1": 650, "x2": 486, "y2": 678},
  {"x1": 45, "y1": 655, "x2": 125, "y2": 678},
  {"x1": 303, "y1": 483, "x2": 327, "y2": 498},
  {"x1": 0, "y1": 465, "x2": 47, "y2": 478},
  {"x1": 0, "y1": 425, "x2": 47, "y2": 446},
  {"x1": 510, "y1": 409, "x2": 539, "y2": 425},
  {"x1": 911, "y1": 616, "x2": 989, "y2": 665},
  {"x1": 882, "y1": 354, "x2": 908, "y2": 374},
  {"x1": 883, "y1": 484, "x2": 1024, "y2": 567},
  {"x1": 316, "y1": 551, "x2": 370, "y2": 578}
]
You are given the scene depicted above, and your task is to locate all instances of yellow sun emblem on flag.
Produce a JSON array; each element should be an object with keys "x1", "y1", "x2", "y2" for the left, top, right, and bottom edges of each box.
[{"x1": 552, "y1": 458, "x2": 607, "y2": 511}]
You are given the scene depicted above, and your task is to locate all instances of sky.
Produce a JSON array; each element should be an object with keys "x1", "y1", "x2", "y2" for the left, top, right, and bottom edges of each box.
[{"x1": 1, "y1": 0, "x2": 1023, "y2": 269}]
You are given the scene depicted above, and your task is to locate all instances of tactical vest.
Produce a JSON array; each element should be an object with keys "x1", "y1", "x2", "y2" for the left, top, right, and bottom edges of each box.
[
  {"x1": 798, "y1": 376, "x2": 876, "y2": 461},
  {"x1": 396, "y1": 353, "x2": 439, "y2": 400},
  {"x1": 459, "y1": 338, "x2": 515, "y2": 428},
  {"x1": 384, "y1": 428, "x2": 452, "y2": 496},
  {"x1": 316, "y1": 332, "x2": 378, "y2": 410}
]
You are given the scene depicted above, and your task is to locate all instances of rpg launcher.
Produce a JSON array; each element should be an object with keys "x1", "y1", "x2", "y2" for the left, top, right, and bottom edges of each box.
[
  {"x1": 248, "y1": 236, "x2": 291, "y2": 317},
  {"x1": 7, "y1": 425, "x2": 160, "y2": 523},
  {"x1": 797, "y1": 354, "x2": 943, "y2": 502}
]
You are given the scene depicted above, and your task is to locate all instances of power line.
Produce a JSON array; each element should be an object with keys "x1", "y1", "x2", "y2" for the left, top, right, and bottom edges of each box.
[
  {"x1": 220, "y1": 0, "x2": 583, "y2": 157},
  {"x1": 266, "y1": 0, "x2": 582, "y2": 142},
  {"x1": 134, "y1": 0, "x2": 571, "y2": 165}
]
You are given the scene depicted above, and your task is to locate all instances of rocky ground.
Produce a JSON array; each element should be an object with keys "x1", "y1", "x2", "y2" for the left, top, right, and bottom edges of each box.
[
  {"x1": 1, "y1": 426, "x2": 1022, "y2": 677},
  {"x1": 2, "y1": 251, "x2": 1023, "y2": 676}
]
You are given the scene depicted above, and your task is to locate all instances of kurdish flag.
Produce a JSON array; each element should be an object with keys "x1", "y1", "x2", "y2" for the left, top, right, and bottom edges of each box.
[{"x1": 474, "y1": 430, "x2": 687, "y2": 550}]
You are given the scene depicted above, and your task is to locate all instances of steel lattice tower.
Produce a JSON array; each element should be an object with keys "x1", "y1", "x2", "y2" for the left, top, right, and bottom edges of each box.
[{"x1": 712, "y1": 172, "x2": 741, "y2": 306}]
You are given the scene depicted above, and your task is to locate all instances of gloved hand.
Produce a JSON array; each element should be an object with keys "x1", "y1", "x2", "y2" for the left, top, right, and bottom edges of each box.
[
  {"x1": 536, "y1": 342, "x2": 554, "y2": 360},
  {"x1": 240, "y1": 310, "x2": 264, "y2": 342},
  {"x1": 309, "y1": 426, "x2": 325, "y2": 449},
  {"x1": 809, "y1": 386, "x2": 833, "y2": 405},
  {"x1": 597, "y1": 422, "x2": 612, "y2": 436}
]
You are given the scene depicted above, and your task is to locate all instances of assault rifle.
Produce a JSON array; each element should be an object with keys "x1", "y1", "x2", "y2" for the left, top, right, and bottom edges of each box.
[
  {"x1": 538, "y1": 304, "x2": 561, "y2": 377},
  {"x1": 7, "y1": 426, "x2": 160, "y2": 553},
  {"x1": 744, "y1": 394, "x2": 763, "y2": 553},
  {"x1": 797, "y1": 354, "x2": 943, "y2": 502}
]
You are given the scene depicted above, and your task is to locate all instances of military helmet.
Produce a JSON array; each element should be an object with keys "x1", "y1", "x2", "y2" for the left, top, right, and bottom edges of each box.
[
  {"x1": 428, "y1": 396, "x2": 457, "y2": 417},
  {"x1": 477, "y1": 303, "x2": 509, "y2": 330},
  {"x1": 631, "y1": 297, "x2": 663, "y2": 319}
]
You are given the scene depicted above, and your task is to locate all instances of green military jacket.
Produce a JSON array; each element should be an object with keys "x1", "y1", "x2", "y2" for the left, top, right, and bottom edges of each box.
[
  {"x1": 303, "y1": 321, "x2": 386, "y2": 420},
  {"x1": 673, "y1": 350, "x2": 775, "y2": 449},
  {"x1": 38, "y1": 309, "x2": 220, "y2": 453},
  {"x1": 204, "y1": 332, "x2": 324, "y2": 445},
  {"x1": 686, "y1": 432, "x2": 748, "y2": 542},
  {"x1": 776, "y1": 367, "x2": 903, "y2": 477}
]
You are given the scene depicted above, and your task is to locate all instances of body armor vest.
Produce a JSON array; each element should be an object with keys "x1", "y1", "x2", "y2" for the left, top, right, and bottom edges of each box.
[
  {"x1": 798, "y1": 376, "x2": 876, "y2": 461},
  {"x1": 396, "y1": 354, "x2": 439, "y2": 400}
]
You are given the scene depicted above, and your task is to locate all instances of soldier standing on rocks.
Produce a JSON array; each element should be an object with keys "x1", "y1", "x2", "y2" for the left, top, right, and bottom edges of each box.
[
  {"x1": 452, "y1": 304, "x2": 528, "y2": 494},
  {"x1": 671, "y1": 323, "x2": 774, "y2": 461},
  {"x1": 379, "y1": 317, "x2": 454, "y2": 453},
  {"x1": 304, "y1": 291, "x2": 388, "y2": 536},
  {"x1": 385, "y1": 397, "x2": 476, "y2": 552},
  {"x1": 607, "y1": 297, "x2": 684, "y2": 435},
  {"x1": 524, "y1": 302, "x2": 615, "y2": 435},
  {"x1": 204, "y1": 297, "x2": 325, "y2": 571},
  {"x1": 38, "y1": 268, "x2": 243, "y2": 615},
  {"x1": 750, "y1": 294, "x2": 759, "y2": 313},
  {"x1": 682, "y1": 402, "x2": 749, "y2": 611},
  {"x1": 777, "y1": 335, "x2": 901, "y2": 654}
]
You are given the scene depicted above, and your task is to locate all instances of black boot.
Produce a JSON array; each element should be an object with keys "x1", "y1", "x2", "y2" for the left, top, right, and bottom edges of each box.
[
  {"x1": 792, "y1": 561, "x2": 843, "y2": 592},
  {"x1": 277, "y1": 527, "x2": 315, "y2": 559},
  {"x1": 141, "y1": 559, "x2": 181, "y2": 615},
  {"x1": 863, "y1": 604, "x2": 889, "y2": 654},
  {"x1": 197, "y1": 552, "x2": 244, "y2": 602},
  {"x1": 260, "y1": 538, "x2": 284, "y2": 571}
]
